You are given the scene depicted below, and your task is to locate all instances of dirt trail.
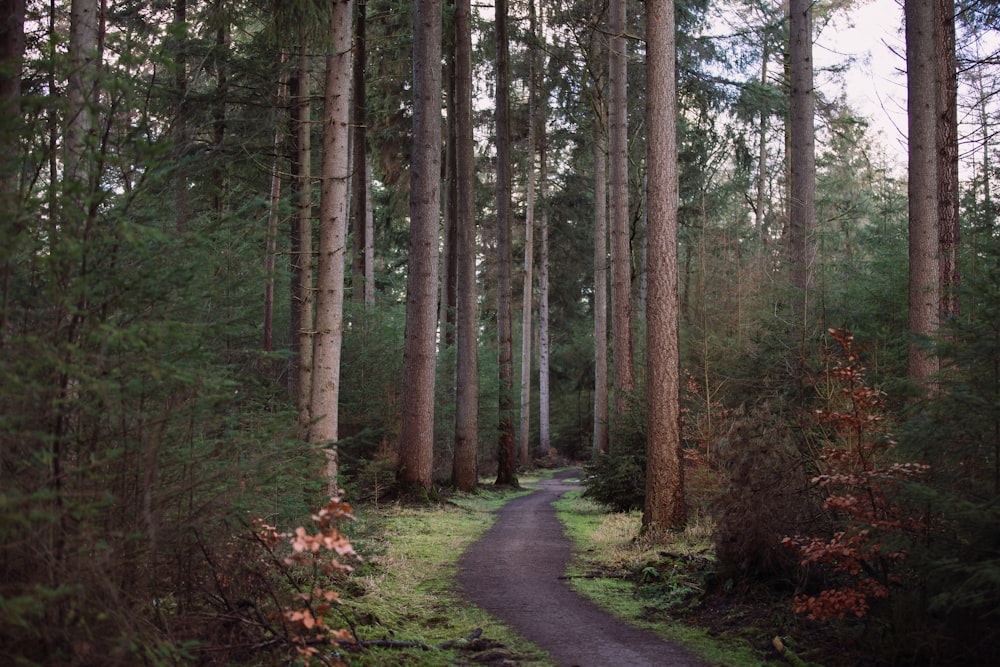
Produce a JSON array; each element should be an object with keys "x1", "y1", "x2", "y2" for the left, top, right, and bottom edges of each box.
[{"x1": 457, "y1": 469, "x2": 708, "y2": 667}]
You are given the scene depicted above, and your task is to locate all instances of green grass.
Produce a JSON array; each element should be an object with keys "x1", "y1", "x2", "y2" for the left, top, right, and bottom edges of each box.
[
  {"x1": 553, "y1": 490, "x2": 773, "y2": 667},
  {"x1": 341, "y1": 481, "x2": 553, "y2": 666},
  {"x1": 337, "y1": 471, "x2": 777, "y2": 666}
]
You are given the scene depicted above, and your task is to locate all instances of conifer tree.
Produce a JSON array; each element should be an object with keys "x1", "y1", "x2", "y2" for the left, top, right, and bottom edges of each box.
[
  {"x1": 310, "y1": 0, "x2": 354, "y2": 493},
  {"x1": 399, "y1": 0, "x2": 442, "y2": 492}
]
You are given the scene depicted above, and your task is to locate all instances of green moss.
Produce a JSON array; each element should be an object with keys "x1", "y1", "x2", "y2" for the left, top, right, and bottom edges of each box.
[{"x1": 345, "y1": 482, "x2": 552, "y2": 666}]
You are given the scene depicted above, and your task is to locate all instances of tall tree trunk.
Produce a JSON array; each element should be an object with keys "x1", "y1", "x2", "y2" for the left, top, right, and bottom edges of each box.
[
  {"x1": 452, "y1": 0, "x2": 478, "y2": 491},
  {"x1": 264, "y1": 57, "x2": 287, "y2": 353},
  {"x1": 441, "y1": 4, "x2": 458, "y2": 351},
  {"x1": 538, "y1": 113, "x2": 551, "y2": 457},
  {"x1": 0, "y1": 0, "x2": 26, "y2": 346},
  {"x1": 495, "y1": 0, "x2": 517, "y2": 486},
  {"x1": 65, "y1": 0, "x2": 99, "y2": 194},
  {"x1": 643, "y1": 0, "x2": 684, "y2": 531},
  {"x1": 55, "y1": 0, "x2": 102, "y2": 619},
  {"x1": 290, "y1": 51, "x2": 314, "y2": 436},
  {"x1": 609, "y1": 0, "x2": 634, "y2": 434},
  {"x1": 211, "y1": 3, "x2": 228, "y2": 215},
  {"x1": 591, "y1": 3, "x2": 609, "y2": 455},
  {"x1": 518, "y1": 0, "x2": 539, "y2": 468},
  {"x1": 0, "y1": 0, "x2": 25, "y2": 184},
  {"x1": 172, "y1": 0, "x2": 188, "y2": 232},
  {"x1": 755, "y1": 40, "x2": 769, "y2": 246},
  {"x1": 936, "y1": 0, "x2": 959, "y2": 318},
  {"x1": 351, "y1": 0, "x2": 368, "y2": 304},
  {"x1": 788, "y1": 0, "x2": 816, "y2": 334},
  {"x1": 399, "y1": 0, "x2": 442, "y2": 493},
  {"x1": 364, "y1": 158, "x2": 375, "y2": 305},
  {"x1": 905, "y1": 0, "x2": 940, "y2": 387},
  {"x1": 309, "y1": 0, "x2": 353, "y2": 495}
]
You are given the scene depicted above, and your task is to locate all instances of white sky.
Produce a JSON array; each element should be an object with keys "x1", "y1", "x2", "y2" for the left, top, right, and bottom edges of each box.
[{"x1": 814, "y1": 0, "x2": 909, "y2": 171}]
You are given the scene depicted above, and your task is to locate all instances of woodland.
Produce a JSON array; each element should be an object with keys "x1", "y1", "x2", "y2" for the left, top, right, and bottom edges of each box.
[{"x1": 1, "y1": 0, "x2": 999, "y2": 665}]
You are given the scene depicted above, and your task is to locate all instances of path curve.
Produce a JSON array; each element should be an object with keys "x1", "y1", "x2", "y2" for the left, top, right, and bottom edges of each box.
[{"x1": 457, "y1": 469, "x2": 708, "y2": 667}]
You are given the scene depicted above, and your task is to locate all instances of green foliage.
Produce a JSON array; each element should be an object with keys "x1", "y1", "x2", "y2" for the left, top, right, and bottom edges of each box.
[
  {"x1": 546, "y1": 318, "x2": 598, "y2": 461},
  {"x1": 0, "y1": 3, "x2": 329, "y2": 662},
  {"x1": 883, "y1": 250, "x2": 1000, "y2": 662},
  {"x1": 582, "y1": 402, "x2": 647, "y2": 512},
  {"x1": 713, "y1": 401, "x2": 817, "y2": 580}
]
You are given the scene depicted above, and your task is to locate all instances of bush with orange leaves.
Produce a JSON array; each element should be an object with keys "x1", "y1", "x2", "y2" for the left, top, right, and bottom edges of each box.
[
  {"x1": 783, "y1": 329, "x2": 928, "y2": 622},
  {"x1": 251, "y1": 497, "x2": 361, "y2": 666}
]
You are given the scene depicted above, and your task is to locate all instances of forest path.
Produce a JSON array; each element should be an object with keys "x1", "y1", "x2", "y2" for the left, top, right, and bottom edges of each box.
[{"x1": 456, "y1": 469, "x2": 708, "y2": 667}]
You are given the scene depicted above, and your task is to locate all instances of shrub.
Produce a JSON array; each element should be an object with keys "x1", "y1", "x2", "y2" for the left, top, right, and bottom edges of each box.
[
  {"x1": 782, "y1": 329, "x2": 928, "y2": 621},
  {"x1": 713, "y1": 401, "x2": 817, "y2": 580},
  {"x1": 582, "y1": 403, "x2": 647, "y2": 512}
]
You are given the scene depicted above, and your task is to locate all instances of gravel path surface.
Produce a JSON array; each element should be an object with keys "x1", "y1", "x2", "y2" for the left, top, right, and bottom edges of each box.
[{"x1": 457, "y1": 469, "x2": 708, "y2": 667}]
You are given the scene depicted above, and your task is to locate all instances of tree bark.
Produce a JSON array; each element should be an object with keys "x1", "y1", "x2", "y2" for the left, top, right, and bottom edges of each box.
[
  {"x1": 65, "y1": 0, "x2": 100, "y2": 194},
  {"x1": 936, "y1": 0, "x2": 959, "y2": 318},
  {"x1": 0, "y1": 0, "x2": 25, "y2": 345},
  {"x1": 264, "y1": 57, "x2": 287, "y2": 352},
  {"x1": 755, "y1": 39, "x2": 769, "y2": 246},
  {"x1": 788, "y1": 0, "x2": 816, "y2": 308},
  {"x1": 351, "y1": 0, "x2": 369, "y2": 304},
  {"x1": 591, "y1": 2, "x2": 609, "y2": 455},
  {"x1": 906, "y1": 0, "x2": 940, "y2": 387},
  {"x1": 364, "y1": 159, "x2": 375, "y2": 306},
  {"x1": 172, "y1": 0, "x2": 188, "y2": 232},
  {"x1": 495, "y1": 0, "x2": 517, "y2": 486},
  {"x1": 290, "y1": 51, "x2": 314, "y2": 437},
  {"x1": 643, "y1": 0, "x2": 684, "y2": 531},
  {"x1": 0, "y1": 0, "x2": 25, "y2": 180},
  {"x1": 452, "y1": 0, "x2": 479, "y2": 491},
  {"x1": 442, "y1": 4, "x2": 458, "y2": 352},
  {"x1": 609, "y1": 0, "x2": 634, "y2": 434},
  {"x1": 309, "y1": 0, "x2": 354, "y2": 495},
  {"x1": 518, "y1": 0, "x2": 539, "y2": 467},
  {"x1": 398, "y1": 0, "x2": 442, "y2": 492},
  {"x1": 538, "y1": 81, "x2": 551, "y2": 457},
  {"x1": 210, "y1": 2, "x2": 228, "y2": 215}
]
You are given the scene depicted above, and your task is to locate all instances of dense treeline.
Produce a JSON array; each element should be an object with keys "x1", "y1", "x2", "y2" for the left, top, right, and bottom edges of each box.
[{"x1": 1, "y1": 0, "x2": 998, "y2": 664}]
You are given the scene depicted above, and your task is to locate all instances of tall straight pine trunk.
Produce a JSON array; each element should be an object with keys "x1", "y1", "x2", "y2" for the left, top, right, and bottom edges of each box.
[
  {"x1": 291, "y1": 50, "x2": 314, "y2": 438},
  {"x1": 452, "y1": 0, "x2": 479, "y2": 491},
  {"x1": 351, "y1": 0, "x2": 369, "y2": 304},
  {"x1": 591, "y1": 2, "x2": 609, "y2": 455},
  {"x1": 905, "y1": 0, "x2": 940, "y2": 387},
  {"x1": 788, "y1": 0, "x2": 816, "y2": 368},
  {"x1": 643, "y1": 0, "x2": 684, "y2": 531},
  {"x1": 609, "y1": 0, "x2": 634, "y2": 434},
  {"x1": 518, "y1": 0, "x2": 539, "y2": 467},
  {"x1": 399, "y1": 0, "x2": 442, "y2": 492},
  {"x1": 936, "y1": 0, "x2": 959, "y2": 318},
  {"x1": 0, "y1": 0, "x2": 25, "y2": 345},
  {"x1": 309, "y1": 0, "x2": 353, "y2": 495},
  {"x1": 494, "y1": 0, "x2": 517, "y2": 486}
]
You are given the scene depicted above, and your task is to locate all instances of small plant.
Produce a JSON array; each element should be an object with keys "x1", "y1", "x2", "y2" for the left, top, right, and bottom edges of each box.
[
  {"x1": 682, "y1": 369, "x2": 735, "y2": 464},
  {"x1": 249, "y1": 497, "x2": 361, "y2": 665},
  {"x1": 783, "y1": 329, "x2": 928, "y2": 621}
]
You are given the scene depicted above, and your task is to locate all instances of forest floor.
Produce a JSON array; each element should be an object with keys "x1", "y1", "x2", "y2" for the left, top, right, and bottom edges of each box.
[
  {"x1": 454, "y1": 468, "x2": 878, "y2": 667},
  {"x1": 456, "y1": 469, "x2": 708, "y2": 667}
]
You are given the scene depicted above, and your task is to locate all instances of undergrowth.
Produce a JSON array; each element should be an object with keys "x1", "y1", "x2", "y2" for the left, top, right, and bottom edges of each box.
[
  {"x1": 554, "y1": 491, "x2": 770, "y2": 666},
  {"x1": 340, "y1": 482, "x2": 551, "y2": 666}
]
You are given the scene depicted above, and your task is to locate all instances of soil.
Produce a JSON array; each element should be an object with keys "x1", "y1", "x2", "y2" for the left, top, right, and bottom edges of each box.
[{"x1": 456, "y1": 469, "x2": 709, "y2": 667}]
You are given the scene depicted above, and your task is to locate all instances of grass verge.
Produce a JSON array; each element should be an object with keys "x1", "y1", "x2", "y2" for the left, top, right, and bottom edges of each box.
[
  {"x1": 340, "y1": 478, "x2": 554, "y2": 666},
  {"x1": 554, "y1": 489, "x2": 778, "y2": 667}
]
